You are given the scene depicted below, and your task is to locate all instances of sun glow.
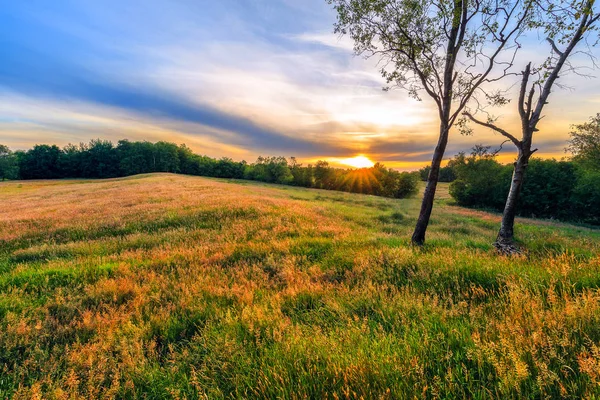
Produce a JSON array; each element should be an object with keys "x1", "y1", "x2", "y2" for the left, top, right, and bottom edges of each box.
[{"x1": 340, "y1": 155, "x2": 375, "y2": 169}]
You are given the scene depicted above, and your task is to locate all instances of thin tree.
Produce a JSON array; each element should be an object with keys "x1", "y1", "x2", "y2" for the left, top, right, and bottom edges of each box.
[
  {"x1": 464, "y1": 0, "x2": 600, "y2": 253},
  {"x1": 328, "y1": 0, "x2": 535, "y2": 245}
]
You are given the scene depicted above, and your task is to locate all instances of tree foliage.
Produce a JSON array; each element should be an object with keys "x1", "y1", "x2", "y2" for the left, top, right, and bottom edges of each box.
[
  {"x1": 568, "y1": 113, "x2": 600, "y2": 169},
  {"x1": 418, "y1": 164, "x2": 457, "y2": 182},
  {"x1": 18, "y1": 145, "x2": 64, "y2": 180},
  {"x1": 449, "y1": 148, "x2": 600, "y2": 225},
  {"x1": 0, "y1": 145, "x2": 18, "y2": 181},
  {"x1": 245, "y1": 156, "x2": 294, "y2": 184}
]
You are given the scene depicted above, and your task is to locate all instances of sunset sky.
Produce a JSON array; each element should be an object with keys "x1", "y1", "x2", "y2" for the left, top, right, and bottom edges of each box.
[{"x1": 2, "y1": 0, "x2": 599, "y2": 170}]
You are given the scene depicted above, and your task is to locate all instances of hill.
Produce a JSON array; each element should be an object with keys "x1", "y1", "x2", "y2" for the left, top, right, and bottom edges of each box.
[{"x1": 1, "y1": 173, "x2": 599, "y2": 398}]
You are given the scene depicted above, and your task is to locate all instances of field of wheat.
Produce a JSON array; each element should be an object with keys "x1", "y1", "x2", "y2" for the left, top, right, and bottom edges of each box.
[{"x1": 1, "y1": 173, "x2": 599, "y2": 399}]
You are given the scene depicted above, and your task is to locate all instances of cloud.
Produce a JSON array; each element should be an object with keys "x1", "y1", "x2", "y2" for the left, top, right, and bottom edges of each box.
[
  {"x1": 0, "y1": 40, "x2": 343, "y2": 154},
  {"x1": 289, "y1": 32, "x2": 355, "y2": 51}
]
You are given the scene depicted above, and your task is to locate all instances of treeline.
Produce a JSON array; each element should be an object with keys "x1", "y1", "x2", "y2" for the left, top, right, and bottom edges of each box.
[
  {"x1": 418, "y1": 164, "x2": 457, "y2": 182},
  {"x1": 0, "y1": 140, "x2": 419, "y2": 199},
  {"x1": 448, "y1": 147, "x2": 600, "y2": 226}
]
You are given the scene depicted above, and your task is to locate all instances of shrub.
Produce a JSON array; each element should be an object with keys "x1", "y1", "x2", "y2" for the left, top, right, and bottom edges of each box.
[
  {"x1": 449, "y1": 152, "x2": 600, "y2": 225},
  {"x1": 449, "y1": 157, "x2": 510, "y2": 209},
  {"x1": 571, "y1": 167, "x2": 600, "y2": 225}
]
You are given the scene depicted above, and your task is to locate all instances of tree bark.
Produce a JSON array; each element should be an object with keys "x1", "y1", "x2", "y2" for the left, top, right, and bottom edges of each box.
[
  {"x1": 412, "y1": 124, "x2": 449, "y2": 245},
  {"x1": 496, "y1": 148, "x2": 531, "y2": 249}
]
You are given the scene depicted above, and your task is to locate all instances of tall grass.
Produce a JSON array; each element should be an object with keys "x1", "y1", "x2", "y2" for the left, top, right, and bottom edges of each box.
[{"x1": 0, "y1": 173, "x2": 599, "y2": 398}]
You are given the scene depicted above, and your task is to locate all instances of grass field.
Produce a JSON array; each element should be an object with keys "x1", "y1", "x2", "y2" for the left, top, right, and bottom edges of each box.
[{"x1": 1, "y1": 173, "x2": 600, "y2": 399}]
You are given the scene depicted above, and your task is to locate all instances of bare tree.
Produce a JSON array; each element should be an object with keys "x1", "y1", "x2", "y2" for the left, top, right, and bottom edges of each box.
[
  {"x1": 465, "y1": 0, "x2": 600, "y2": 253},
  {"x1": 328, "y1": 0, "x2": 535, "y2": 245}
]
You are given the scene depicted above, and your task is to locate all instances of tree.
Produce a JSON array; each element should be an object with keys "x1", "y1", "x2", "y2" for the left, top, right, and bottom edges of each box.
[
  {"x1": 213, "y1": 157, "x2": 245, "y2": 179},
  {"x1": 568, "y1": 113, "x2": 600, "y2": 169},
  {"x1": 19, "y1": 144, "x2": 64, "y2": 179},
  {"x1": 0, "y1": 145, "x2": 18, "y2": 181},
  {"x1": 248, "y1": 156, "x2": 294, "y2": 184},
  {"x1": 314, "y1": 160, "x2": 335, "y2": 189},
  {"x1": 177, "y1": 144, "x2": 197, "y2": 175},
  {"x1": 60, "y1": 143, "x2": 86, "y2": 178},
  {"x1": 117, "y1": 140, "x2": 154, "y2": 176},
  {"x1": 329, "y1": 0, "x2": 535, "y2": 245},
  {"x1": 419, "y1": 164, "x2": 457, "y2": 182},
  {"x1": 80, "y1": 139, "x2": 120, "y2": 178},
  {"x1": 153, "y1": 142, "x2": 181, "y2": 173},
  {"x1": 464, "y1": 0, "x2": 600, "y2": 252},
  {"x1": 289, "y1": 157, "x2": 314, "y2": 187}
]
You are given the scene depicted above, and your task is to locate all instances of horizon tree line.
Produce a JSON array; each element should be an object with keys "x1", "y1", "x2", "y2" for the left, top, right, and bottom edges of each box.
[{"x1": 0, "y1": 139, "x2": 419, "y2": 200}]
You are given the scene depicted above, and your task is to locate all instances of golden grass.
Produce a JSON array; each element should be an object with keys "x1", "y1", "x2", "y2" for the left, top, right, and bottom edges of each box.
[{"x1": 0, "y1": 173, "x2": 599, "y2": 399}]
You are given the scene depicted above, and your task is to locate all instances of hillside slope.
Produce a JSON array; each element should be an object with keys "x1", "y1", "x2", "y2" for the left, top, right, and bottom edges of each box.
[{"x1": 1, "y1": 174, "x2": 599, "y2": 398}]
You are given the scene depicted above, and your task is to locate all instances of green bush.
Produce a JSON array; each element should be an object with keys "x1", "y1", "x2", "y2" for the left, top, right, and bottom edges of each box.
[
  {"x1": 571, "y1": 167, "x2": 600, "y2": 225},
  {"x1": 449, "y1": 157, "x2": 510, "y2": 209},
  {"x1": 396, "y1": 172, "x2": 419, "y2": 198},
  {"x1": 518, "y1": 159, "x2": 577, "y2": 220},
  {"x1": 449, "y1": 152, "x2": 600, "y2": 225}
]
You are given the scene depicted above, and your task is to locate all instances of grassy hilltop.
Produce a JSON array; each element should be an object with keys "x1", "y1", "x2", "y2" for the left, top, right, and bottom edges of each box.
[{"x1": 1, "y1": 174, "x2": 600, "y2": 399}]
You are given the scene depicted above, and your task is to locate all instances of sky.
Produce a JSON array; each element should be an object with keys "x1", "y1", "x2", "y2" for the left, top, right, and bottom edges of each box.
[{"x1": 1, "y1": 0, "x2": 599, "y2": 170}]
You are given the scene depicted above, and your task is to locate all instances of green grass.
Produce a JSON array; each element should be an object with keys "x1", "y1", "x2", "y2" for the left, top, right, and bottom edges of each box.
[{"x1": 0, "y1": 174, "x2": 599, "y2": 399}]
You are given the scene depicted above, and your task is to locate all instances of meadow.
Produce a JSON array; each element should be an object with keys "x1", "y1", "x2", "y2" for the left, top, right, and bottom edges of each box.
[{"x1": 1, "y1": 173, "x2": 600, "y2": 399}]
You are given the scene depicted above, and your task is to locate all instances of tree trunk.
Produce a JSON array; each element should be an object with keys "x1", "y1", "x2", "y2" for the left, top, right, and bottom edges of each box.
[
  {"x1": 412, "y1": 124, "x2": 449, "y2": 245},
  {"x1": 495, "y1": 148, "x2": 530, "y2": 251}
]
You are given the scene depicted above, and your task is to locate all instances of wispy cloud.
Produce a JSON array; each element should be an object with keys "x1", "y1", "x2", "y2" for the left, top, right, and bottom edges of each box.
[{"x1": 289, "y1": 32, "x2": 355, "y2": 51}]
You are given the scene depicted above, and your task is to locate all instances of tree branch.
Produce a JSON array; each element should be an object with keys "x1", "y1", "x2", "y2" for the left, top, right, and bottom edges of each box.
[
  {"x1": 517, "y1": 63, "x2": 532, "y2": 120},
  {"x1": 546, "y1": 38, "x2": 565, "y2": 57},
  {"x1": 463, "y1": 111, "x2": 521, "y2": 147}
]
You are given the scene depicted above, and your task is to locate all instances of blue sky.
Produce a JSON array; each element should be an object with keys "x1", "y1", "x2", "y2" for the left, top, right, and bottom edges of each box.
[{"x1": 1, "y1": 0, "x2": 599, "y2": 169}]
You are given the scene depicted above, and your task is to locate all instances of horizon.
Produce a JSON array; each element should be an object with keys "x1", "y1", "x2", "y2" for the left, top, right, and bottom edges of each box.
[
  {"x1": 2, "y1": 0, "x2": 599, "y2": 171},
  {"x1": 1, "y1": 136, "x2": 577, "y2": 172}
]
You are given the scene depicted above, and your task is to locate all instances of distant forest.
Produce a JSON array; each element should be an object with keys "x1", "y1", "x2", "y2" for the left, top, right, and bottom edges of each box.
[
  {"x1": 1, "y1": 137, "x2": 598, "y2": 226},
  {"x1": 0, "y1": 140, "x2": 419, "y2": 199}
]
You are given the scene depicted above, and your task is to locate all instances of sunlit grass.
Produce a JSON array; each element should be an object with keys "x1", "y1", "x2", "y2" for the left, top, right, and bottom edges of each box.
[{"x1": 0, "y1": 173, "x2": 599, "y2": 398}]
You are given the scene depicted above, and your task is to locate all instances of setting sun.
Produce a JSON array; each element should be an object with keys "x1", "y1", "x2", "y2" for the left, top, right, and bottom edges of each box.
[{"x1": 340, "y1": 155, "x2": 375, "y2": 169}]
